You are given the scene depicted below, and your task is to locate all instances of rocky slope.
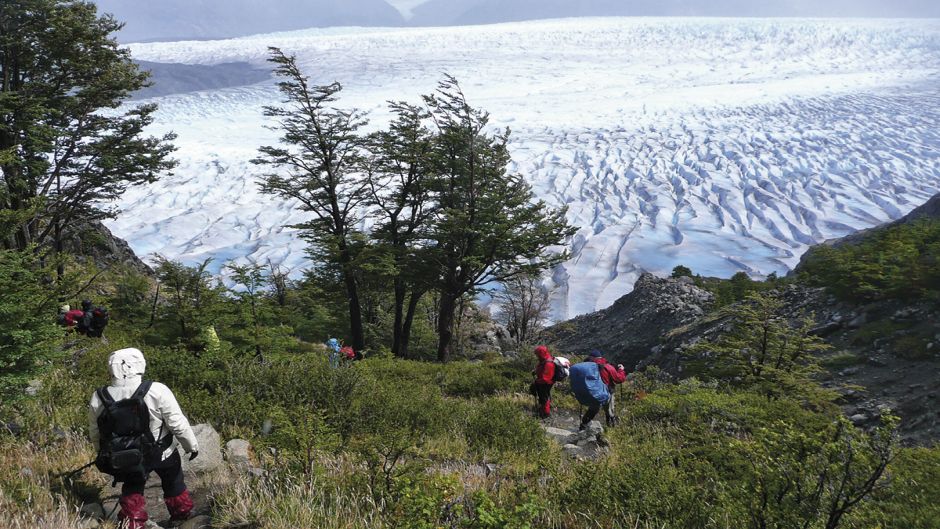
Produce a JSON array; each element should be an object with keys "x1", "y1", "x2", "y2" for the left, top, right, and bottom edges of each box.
[
  {"x1": 542, "y1": 273, "x2": 714, "y2": 368},
  {"x1": 64, "y1": 221, "x2": 154, "y2": 277}
]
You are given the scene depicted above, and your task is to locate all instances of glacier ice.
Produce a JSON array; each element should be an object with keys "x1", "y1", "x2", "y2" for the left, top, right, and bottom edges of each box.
[{"x1": 106, "y1": 18, "x2": 940, "y2": 319}]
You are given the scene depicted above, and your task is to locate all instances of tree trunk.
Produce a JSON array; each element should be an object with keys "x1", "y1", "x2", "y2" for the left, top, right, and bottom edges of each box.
[
  {"x1": 436, "y1": 290, "x2": 458, "y2": 362},
  {"x1": 391, "y1": 279, "x2": 406, "y2": 357},
  {"x1": 399, "y1": 289, "x2": 423, "y2": 359},
  {"x1": 341, "y1": 264, "x2": 365, "y2": 352}
]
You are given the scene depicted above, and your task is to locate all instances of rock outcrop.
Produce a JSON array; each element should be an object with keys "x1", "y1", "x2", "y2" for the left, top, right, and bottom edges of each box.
[
  {"x1": 181, "y1": 424, "x2": 223, "y2": 474},
  {"x1": 64, "y1": 221, "x2": 153, "y2": 276},
  {"x1": 543, "y1": 273, "x2": 714, "y2": 368}
]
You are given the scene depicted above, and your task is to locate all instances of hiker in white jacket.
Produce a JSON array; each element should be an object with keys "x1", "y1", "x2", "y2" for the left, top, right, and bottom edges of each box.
[{"x1": 88, "y1": 348, "x2": 200, "y2": 528}]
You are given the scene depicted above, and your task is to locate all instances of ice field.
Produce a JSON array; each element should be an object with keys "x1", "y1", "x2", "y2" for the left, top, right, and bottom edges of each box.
[{"x1": 107, "y1": 17, "x2": 940, "y2": 319}]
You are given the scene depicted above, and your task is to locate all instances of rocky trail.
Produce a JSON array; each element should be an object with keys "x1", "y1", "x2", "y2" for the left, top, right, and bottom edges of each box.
[{"x1": 76, "y1": 424, "x2": 256, "y2": 529}]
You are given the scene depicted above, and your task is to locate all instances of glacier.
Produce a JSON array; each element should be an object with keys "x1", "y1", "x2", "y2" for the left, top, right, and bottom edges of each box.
[{"x1": 106, "y1": 17, "x2": 940, "y2": 319}]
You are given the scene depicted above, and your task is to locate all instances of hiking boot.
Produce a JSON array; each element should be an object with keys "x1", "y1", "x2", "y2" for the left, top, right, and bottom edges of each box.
[{"x1": 165, "y1": 489, "x2": 194, "y2": 521}]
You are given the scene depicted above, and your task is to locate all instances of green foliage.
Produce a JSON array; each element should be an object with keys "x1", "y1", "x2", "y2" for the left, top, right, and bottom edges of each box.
[
  {"x1": 688, "y1": 292, "x2": 831, "y2": 400},
  {"x1": 671, "y1": 265, "x2": 693, "y2": 278},
  {"x1": 737, "y1": 416, "x2": 897, "y2": 529},
  {"x1": 0, "y1": 249, "x2": 62, "y2": 398},
  {"x1": 465, "y1": 490, "x2": 543, "y2": 529},
  {"x1": 799, "y1": 219, "x2": 940, "y2": 302},
  {"x1": 0, "y1": 0, "x2": 176, "y2": 253},
  {"x1": 857, "y1": 447, "x2": 940, "y2": 528},
  {"x1": 463, "y1": 399, "x2": 547, "y2": 458},
  {"x1": 424, "y1": 76, "x2": 576, "y2": 361},
  {"x1": 151, "y1": 258, "x2": 229, "y2": 348}
]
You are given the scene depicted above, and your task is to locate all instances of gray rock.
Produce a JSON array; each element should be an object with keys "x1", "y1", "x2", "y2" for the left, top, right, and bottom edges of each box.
[
  {"x1": 225, "y1": 438, "x2": 252, "y2": 471},
  {"x1": 3, "y1": 422, "x2": 22, "y2": 436},
  {"x1": 541, "y1": 426, "x2": 575, "y2": 445},
  {"x1": 181, "y1": 423, "x2": 223, "y2": 474},
  {"x1": 78, "y1": 519, "x2": 100, "y2": 529},
  {"x1": 80, "y1": 503, "x2": 105, "y2": 520},
  {"x1": 847, "y1": 313, "x2": 868, "y2": 329},
  {"x1": 849, "y1": 414, "x2": 869, "y2": 425},
  {"x1": 179, "y1": 515, "x2": 212, "y2": 529},
  {"x1": 562, "y1": 444, "x2": 585, "y2": 458},
  {"x1": 247, "y1": 467, "x2": 266, "y2": 478},
  {"x1": 25, "y1": 379, "x2": 42, "y2": 397}
]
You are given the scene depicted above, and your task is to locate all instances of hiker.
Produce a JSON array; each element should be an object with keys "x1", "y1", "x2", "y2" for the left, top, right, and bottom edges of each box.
[
  {"x1": 76, "y1": 300, "x2": 94, "y2": 335},
  {"x1": 57, "y1": 304, "x2": 86, "y2": 331},
  {"x1": 326, "y1": 338, "x2": 342, "y2": 368},
  {"x1": 340, "y1": 345, "x2": 358, "y2": 362},
  {"x1": 569, "y1": 350, "x2": 627, "y2": 430},
  {"x1": 80, "y1": 300, "x2": 109, "y2": 338},
  {"x1": 88, "y1": 348, "x2": 200, "y2": 529},
  {"x1": 530, "y1": 345, "x2": 556, "y2": 418}
]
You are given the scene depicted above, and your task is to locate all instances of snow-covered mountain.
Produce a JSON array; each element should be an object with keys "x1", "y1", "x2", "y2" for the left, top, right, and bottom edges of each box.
[
  {"x1": 410, "y1": 0, "x2": 940, "y2": 25},
  {"x1": 92, "y1": 0, "x2": 404, "y2": 42},
  {"x1": 109, "y1": 18, "x2": 940, "y2": 319}
]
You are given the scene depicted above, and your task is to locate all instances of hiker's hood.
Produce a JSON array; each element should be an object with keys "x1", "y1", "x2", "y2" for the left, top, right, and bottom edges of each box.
[
  {"x1": 534, "y1": 345, "x2": 552, "y2": 361},
  {"x1": 326, "y1": 338, "x2": 341, "y2": 352},
  {"x1": 108, "y1": 348, "x2": 147, "y2": 386}
]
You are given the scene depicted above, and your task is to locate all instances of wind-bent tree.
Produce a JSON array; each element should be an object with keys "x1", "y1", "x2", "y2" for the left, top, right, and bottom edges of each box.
[
  {"x1": 0, "y1": 0, "x2": 176, "y2": 262},
  {"x1": 254, "y1": 47, "x2": 370, "y2": 352},
  {"x1": 425, "y1": 77, "x2": 575, "y2": 362},
  {"x1": 367, "y1": 102, "x2": 438, "y2": 358}
]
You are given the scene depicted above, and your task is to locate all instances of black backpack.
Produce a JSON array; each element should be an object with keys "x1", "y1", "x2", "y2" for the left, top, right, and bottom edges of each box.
[
  {"x1": 94, "y1": 381, "x2": 169, "y2": 481},
  {"x1": 87, "y1": 307, "x2": 109, "y2": 337}
]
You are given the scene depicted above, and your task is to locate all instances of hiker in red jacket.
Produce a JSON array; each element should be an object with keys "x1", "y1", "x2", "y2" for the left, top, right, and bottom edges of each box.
[
  {"x1": 531, "y1": 345, "x2": 556, "y2": 419},
  {"x1": 580, "y1": 349, "x2": 627, "y2": 429}
]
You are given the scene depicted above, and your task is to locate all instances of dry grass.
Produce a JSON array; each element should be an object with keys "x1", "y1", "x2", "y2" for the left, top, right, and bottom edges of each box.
[{"x1": 0, "y1": 432, "x2": 108, "y2": 529}]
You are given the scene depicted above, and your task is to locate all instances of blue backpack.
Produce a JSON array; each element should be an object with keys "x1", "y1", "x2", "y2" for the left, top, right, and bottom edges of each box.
[{"x1": 569, "y1": 362, "x2": 610, "y2": 406}]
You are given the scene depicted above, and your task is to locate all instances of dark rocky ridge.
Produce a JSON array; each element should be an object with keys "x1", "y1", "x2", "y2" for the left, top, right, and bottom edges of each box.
[
  {"x1": 64, "y1": 221, "x2": 153, "y2": 276},
  {"x1": 543, "y1": 273, "x2": 714, "y2": 368}
]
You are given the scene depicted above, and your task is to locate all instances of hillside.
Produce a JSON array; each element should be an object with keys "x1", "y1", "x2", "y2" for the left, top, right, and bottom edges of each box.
[{"x1": 548, "y1": 192, "x2": 940, "y2": 445}]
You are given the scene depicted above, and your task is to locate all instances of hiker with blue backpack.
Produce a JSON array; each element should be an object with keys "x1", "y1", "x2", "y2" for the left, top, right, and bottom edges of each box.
[{"x1": 569, "y1": 350, "x2": 627, "y2": 430}]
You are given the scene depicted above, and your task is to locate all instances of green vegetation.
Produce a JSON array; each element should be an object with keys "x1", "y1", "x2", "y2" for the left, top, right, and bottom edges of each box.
[
  {"x1": 1, "y1": 3, "x2": 939, "y2": 529},
  {"x1": 4, "y1": 291, "x2": 937, "y2": 528},
  {"x1": 799, "y1": 219, "x2": 940, "y2": 302}
]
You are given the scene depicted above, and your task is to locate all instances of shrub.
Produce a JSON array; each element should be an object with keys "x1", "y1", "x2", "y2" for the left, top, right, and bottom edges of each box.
[{"x1": 463, "y1": 399, "x2": 546, "y2": 459}]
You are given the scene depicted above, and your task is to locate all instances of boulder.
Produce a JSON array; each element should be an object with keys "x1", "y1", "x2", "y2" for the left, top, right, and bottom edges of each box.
[
  {"x1": 225, "y1": 438, "x2": 252, "y2": 471},
  {"x1": 562, "y1": 444, "x2": 585, "y2": 458},
  {"x1": 25, "y1": 379, "x2": 42, "y2": 397},
  {"x1": 179, "y1": 515, "x2": 212, "y2": 529},
  {"x1": 181, "y1": 423, "x2": 223, "y2": 474},
  {"x1": 541, "y1": 426, "x2": 575, "y2": 445},
  {"x1": 80, "y1": 503, "x2": 105, "y2": 520}
]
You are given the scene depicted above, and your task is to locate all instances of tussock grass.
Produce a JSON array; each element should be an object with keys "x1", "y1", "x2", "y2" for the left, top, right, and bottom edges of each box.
[{"x1": 0, "y1": 432, "x2": 107, "y2": 529}]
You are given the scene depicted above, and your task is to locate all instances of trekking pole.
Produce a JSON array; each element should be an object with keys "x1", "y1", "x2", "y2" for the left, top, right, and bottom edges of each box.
[{"x1": 56, "y1": 460, "x2": 97, "y2": 481}]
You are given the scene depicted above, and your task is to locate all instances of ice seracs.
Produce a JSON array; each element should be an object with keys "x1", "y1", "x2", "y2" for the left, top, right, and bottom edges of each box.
[{"x1": 106, "y1": 18, "x2": 940, "y2": 320}]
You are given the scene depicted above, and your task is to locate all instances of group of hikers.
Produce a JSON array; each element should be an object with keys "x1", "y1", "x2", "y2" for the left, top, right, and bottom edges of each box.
[
  {"x1": 57, "y1": 300, "x2": 109, "y2": 338},
  {"x1": 531, "y1": 345, "x2": 627, "y2": 430},
  {"x1": 82, "y1": 341, "x2": 620, "y2": 527}
]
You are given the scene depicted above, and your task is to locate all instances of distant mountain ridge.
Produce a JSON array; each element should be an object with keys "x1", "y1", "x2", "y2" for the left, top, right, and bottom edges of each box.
[
  {"x1": 94, "y1": 0, "x2": 940, "y2": 42},
  {"x1": 93, "y1": 0, "x2": 405, "y2": 42},
  {"x1": 412, "y1": 0, "x2": 940, "y2": 26}
]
